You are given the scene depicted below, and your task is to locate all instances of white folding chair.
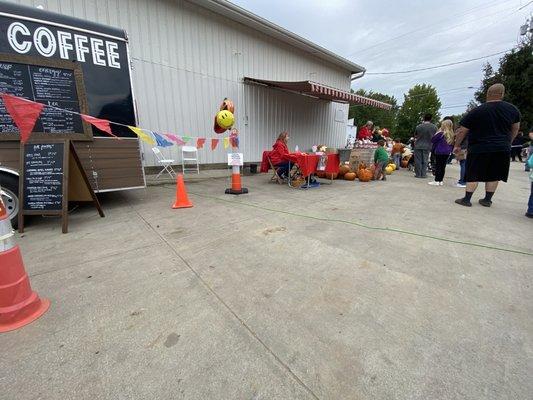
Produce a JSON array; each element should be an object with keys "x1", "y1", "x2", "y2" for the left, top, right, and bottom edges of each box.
[
  {"x1": 181, "y1": 146, "x2": 199, "y2": 174},
  {"x1": 152, "y1": 147, "x2": 177, "y2": 179}
]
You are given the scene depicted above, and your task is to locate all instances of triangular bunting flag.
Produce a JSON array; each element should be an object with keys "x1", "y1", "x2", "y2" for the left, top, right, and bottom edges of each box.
[
  {"x1": 182, "y1": 136, "x2": 191, "y2": 143},
  {"x1": 0, "y1": 93, "x2": 44, "y2": 143},
  {"x1": 230, "y1": 137, "x2": 239, "y2": 148},
  {"x1": 196, "y1": 138, "x2": 206, "y2": 149},
  {"x1": 211, "y1": 138, "x2": 219, "y2": 150},
  {"x1": 223, "y1": 137, "x2": 229, "y2": 149},
  {"x1": 128, "y1": 126, "x2": 155, "y2": 145},
  {"x1": 163, "y1": 133, "x2": 186, "y2": 146},
  {"x1": 81, "y1": 114, "x2": 119, "y2": 139},
  {"x1": 152, "y1": 131, "x2": 173, "y2": 147}
]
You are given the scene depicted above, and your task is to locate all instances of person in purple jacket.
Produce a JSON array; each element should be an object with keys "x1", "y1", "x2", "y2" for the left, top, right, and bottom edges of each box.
[{"x1": 428, "y1": 119, "x2": 454, "y2": 186}]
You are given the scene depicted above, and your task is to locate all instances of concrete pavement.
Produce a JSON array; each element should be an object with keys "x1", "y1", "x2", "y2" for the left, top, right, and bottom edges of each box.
[{"x1": 1, "y1": 162, "x2": 532, "y2": 399}]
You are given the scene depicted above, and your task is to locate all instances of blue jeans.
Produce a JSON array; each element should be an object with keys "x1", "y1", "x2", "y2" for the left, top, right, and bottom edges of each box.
[
  {"x1": 393, "y1": 153, "x2": 401, "y2": 169},
  {"x1": 458, "y1": 159, "x2": 466, "y2": 184},
  {"x1": 414, "y1": 149, "x2": 430, "y2": 177},
  {"x1": 527, "y1": 181, "x2": 533, "y2": 214},
  {"x1": 275, "y1": 161, "x2": 291, "y2": 178}
]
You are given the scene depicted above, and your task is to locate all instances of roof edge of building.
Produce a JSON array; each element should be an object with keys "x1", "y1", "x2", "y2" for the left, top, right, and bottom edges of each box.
[{"x1": 189, "y1": 0, "x2": 365, "y2": 75}]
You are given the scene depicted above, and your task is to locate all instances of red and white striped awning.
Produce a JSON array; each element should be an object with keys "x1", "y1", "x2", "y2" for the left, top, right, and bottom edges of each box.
[{"x1": 244, "y1": 77, "x2": 392, "y2": 110}]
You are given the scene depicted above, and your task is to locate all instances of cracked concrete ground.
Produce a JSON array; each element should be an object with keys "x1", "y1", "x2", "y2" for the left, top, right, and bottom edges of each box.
[{"x1": 1, "y1": 163, "x2": 532, "y2": 400}]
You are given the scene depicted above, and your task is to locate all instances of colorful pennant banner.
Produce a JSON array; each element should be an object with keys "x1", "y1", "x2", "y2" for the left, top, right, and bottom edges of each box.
[{"x1": 0, "y1": 92, "x2": 235, "y2": 150}]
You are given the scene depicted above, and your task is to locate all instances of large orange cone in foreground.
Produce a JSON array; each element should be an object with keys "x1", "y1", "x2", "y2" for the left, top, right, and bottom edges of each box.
[
  {"x1": 172, "y1": 174, "x2": 193, "y2": 209},
  {"x1": 0, "y1": 199, "x2": 50, "y2": 333}
]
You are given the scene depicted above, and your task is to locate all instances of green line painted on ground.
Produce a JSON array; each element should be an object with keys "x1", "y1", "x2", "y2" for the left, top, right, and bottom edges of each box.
[{"x1": 166, "y1": 186, "x2": 532, "y2": 257}]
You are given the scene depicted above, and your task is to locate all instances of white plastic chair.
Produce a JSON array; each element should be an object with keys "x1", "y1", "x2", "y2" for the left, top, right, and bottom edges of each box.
[
  {"x1": 152, "y1": 147, "x2": 176, "y2": 179},
  {"x1": 181, "y1": 146, "x2": 199, "y2": 174}
]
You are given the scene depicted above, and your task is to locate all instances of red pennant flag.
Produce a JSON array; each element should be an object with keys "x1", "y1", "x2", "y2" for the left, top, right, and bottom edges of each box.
[
  {"x1": 197, "y1": 138, "x2": 206, "y2": 149},
  {"x1": 81, "y1": 114, "x2": 119, "y2": 139},
  {"x1": 1, "y1": 93, "x2": 44, "y2": 143},
  {"x1": 211, "y1": 138, "x2": 219, "y2": 150}
]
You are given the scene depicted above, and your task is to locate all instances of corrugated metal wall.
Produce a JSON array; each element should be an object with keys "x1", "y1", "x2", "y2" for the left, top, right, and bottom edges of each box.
[{"x1": 9, "y1": 0, "x2": 351, "y2": 165}]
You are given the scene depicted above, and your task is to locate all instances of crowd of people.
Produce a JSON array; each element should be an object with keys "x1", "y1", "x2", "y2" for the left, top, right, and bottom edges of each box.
[
  {"x1": 405, "y1": 83, "x2": 531, "y2": 217},
  {"x1": 267, "y1": 84, "x2": 532, "y2": 218}
]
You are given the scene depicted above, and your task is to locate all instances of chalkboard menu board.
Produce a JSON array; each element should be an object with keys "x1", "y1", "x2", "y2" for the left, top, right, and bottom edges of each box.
[
  {"x1": 22, "y1": 142, "x2": 65, "y2": 211},
  {"x1": 0, "y1": 54, "x2": 91, "y2": 141}
]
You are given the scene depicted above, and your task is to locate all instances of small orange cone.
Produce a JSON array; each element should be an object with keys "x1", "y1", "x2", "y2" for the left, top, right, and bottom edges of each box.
[
  {"x1": 0, "y1": 198, "x2": 50, "y2": 333},
  {"x1": 172, "y1": 174, "x2": 193, "y2": 209}
]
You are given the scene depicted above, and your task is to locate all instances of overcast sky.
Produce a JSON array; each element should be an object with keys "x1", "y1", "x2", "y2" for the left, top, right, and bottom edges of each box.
[{"x1": 231, "y1": 0, "x2": 531, "y2": 114}]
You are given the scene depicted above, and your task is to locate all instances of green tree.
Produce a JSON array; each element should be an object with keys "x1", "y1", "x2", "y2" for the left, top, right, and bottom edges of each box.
[
  {"x1": 348, "y1": 89, "x2": 398, "y2": 131},
  {"x1": 472, "y1": 37, "x2": 532, "y2": 131},
  {"x1": 395, "y1": 84, "x2": 442, "y2": 142}
]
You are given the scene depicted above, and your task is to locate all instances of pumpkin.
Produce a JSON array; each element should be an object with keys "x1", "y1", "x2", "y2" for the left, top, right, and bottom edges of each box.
[
  {"x1": 344, "y1": 172, "x2": 357, "y2": 181},
  {"x1": 358, "y1": 162, "x2": 367, "y2": 171},
  {"x1": 358, "y1": 169, "x2": 372, "y2": 182},
  {"x1": 401, "y1": 159, "x2": 409, "y2": 168},
  {"x1": 325, "y1": 172, "x2": 338, "y2": 179},
  {"x1": 316, "y1": 170, "x2": 326, "y2": 178},
  {"x1": 368, "y1": 164, "x2": 376, "y2": 179},
  {"x1": 388, "y1": 163, "x2": 396, "y2": 171},
  {"x1": 385, "y1": 165, "x2": 394, "y2": 175},
  {"x1": 338, "y1": 165, "x2": 351, "y2": 176}
]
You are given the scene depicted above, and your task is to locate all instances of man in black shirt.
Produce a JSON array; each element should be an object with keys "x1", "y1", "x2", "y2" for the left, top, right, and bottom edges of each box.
[{"x1": 454, "y1": 84, "x2": 520, "y2": 207}]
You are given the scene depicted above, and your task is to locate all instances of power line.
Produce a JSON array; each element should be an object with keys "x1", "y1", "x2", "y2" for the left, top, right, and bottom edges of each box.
[
  {"x1": 346, "y1": 0, "x2": 514, "y2": 57},
  {"x1": 363, "y1": 3, "x2": 525, "y2": 62},
  {"x1": 518, "y1": 0, "x2": 533, "y2": 11},
  {"x1": 365, "y1": 49, "x2": 512, "y2": 75},
  {"x1": 441, "y1": 104, "x2": 470, "y2": 109}
]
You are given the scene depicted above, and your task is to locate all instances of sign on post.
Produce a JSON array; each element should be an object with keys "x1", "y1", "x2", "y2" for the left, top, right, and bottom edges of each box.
[{"x1": 227, "y1": 153, "x2": 243, "y2": 166}]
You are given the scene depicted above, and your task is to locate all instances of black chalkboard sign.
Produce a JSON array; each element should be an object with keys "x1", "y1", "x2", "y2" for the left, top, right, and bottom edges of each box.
[
  {"x1": 19, "y1": 139, "x2": 69, "y2": 232},
  {"x1": 0, "y1": 54, "x2": 91, "y2": 141},
  {"x1": 18, "y1": 139, "x2": 104, "y2": 234},
  {"x1": 22, "y1": 142, "x2": 65, "y2": 211}
]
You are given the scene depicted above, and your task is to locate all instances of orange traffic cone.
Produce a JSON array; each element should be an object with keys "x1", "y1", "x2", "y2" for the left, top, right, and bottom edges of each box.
[
  {"x1": 225, "y1": 165, "x2": 248, "y2": 195},
  {"x1": 172, "y1": 174, "x2": 193, "y2": 209},
  {"x1": 0, "y1": 198, "x2": 50, "y2": 333}
]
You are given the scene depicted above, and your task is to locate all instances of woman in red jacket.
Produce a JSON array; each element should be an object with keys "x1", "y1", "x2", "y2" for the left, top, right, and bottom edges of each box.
[{"x1": 270, "y1": 131, "x2": 292, "y2": 179}]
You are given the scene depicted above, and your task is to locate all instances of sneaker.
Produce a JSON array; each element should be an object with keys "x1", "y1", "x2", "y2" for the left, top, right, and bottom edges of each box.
[
  {"x1": 455, "y1": 183, "x2": 466, "y2": 188},
  {"x1": 526, "y1": 213, "x2": 533, "y2": 218},
  {"x1": 428, "y1": 181, "x2": 441, "y2": 186},
  {"x1": 455, "y1": 198, "x2": 472, "y2": 207},
  {"x1": 479, "y1": 199, "x2": 492, "y2": 207}
]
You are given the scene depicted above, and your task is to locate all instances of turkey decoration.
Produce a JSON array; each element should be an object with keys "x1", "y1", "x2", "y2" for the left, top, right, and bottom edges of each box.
[{"x1": 213, "y1": 98, "x2": 235, "y2": 133}]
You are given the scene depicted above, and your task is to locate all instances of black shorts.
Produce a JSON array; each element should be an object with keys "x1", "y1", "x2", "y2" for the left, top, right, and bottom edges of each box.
[{"x1": 465, "y1": 151, "x2": 510, "y2": 182}]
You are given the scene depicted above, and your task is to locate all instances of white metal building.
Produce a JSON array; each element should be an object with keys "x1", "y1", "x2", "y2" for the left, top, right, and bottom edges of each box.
[{"x1": 7, "y1": 0, "x2": 390, "y2": 166}]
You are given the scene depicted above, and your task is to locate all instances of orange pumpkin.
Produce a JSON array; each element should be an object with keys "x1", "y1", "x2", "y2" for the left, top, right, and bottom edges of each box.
[
  {"x1": 358, "y1": 162, "x2": 367, "y2": 171},
  {"x1": 358, "y1": 169, "x2": 372, "y2": 182},
  {"x1": 316, "y1": 170, "x2": 326, "y2": 178},
  {"x1": 338, "y1": 165, "x2": 351, "y2": 176},
  {"x1": 401, "y1": 159, "x2": 409, "y2": 168},
  {"x1": 344, "y1": 172, "x2": 357, "y2": 181},
  {"x1": 325, "y1": 172, "x2": 338, "y2": 179}
]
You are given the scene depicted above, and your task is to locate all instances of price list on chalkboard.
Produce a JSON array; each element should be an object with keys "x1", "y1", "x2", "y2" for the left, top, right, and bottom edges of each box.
[
  {"x1": 23, "y1": 142, "x2": 64, "y2": 211},
  {"x1": 0, "y1": 61, "x2": 83, "y2": 135}
]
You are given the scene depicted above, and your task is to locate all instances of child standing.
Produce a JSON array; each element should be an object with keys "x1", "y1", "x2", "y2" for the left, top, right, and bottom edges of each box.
[
  {"x1": 374, "y1": 140, "x2": 389, "y2": 181},
  {"x1": 391, "y1": 138, "x2": 404, "y2": 169}
]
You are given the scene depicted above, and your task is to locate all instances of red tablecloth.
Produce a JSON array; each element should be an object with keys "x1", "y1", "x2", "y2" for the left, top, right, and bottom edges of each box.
[{"x1": 288, "y1": 153, "x2": 340, "y2": 177}]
